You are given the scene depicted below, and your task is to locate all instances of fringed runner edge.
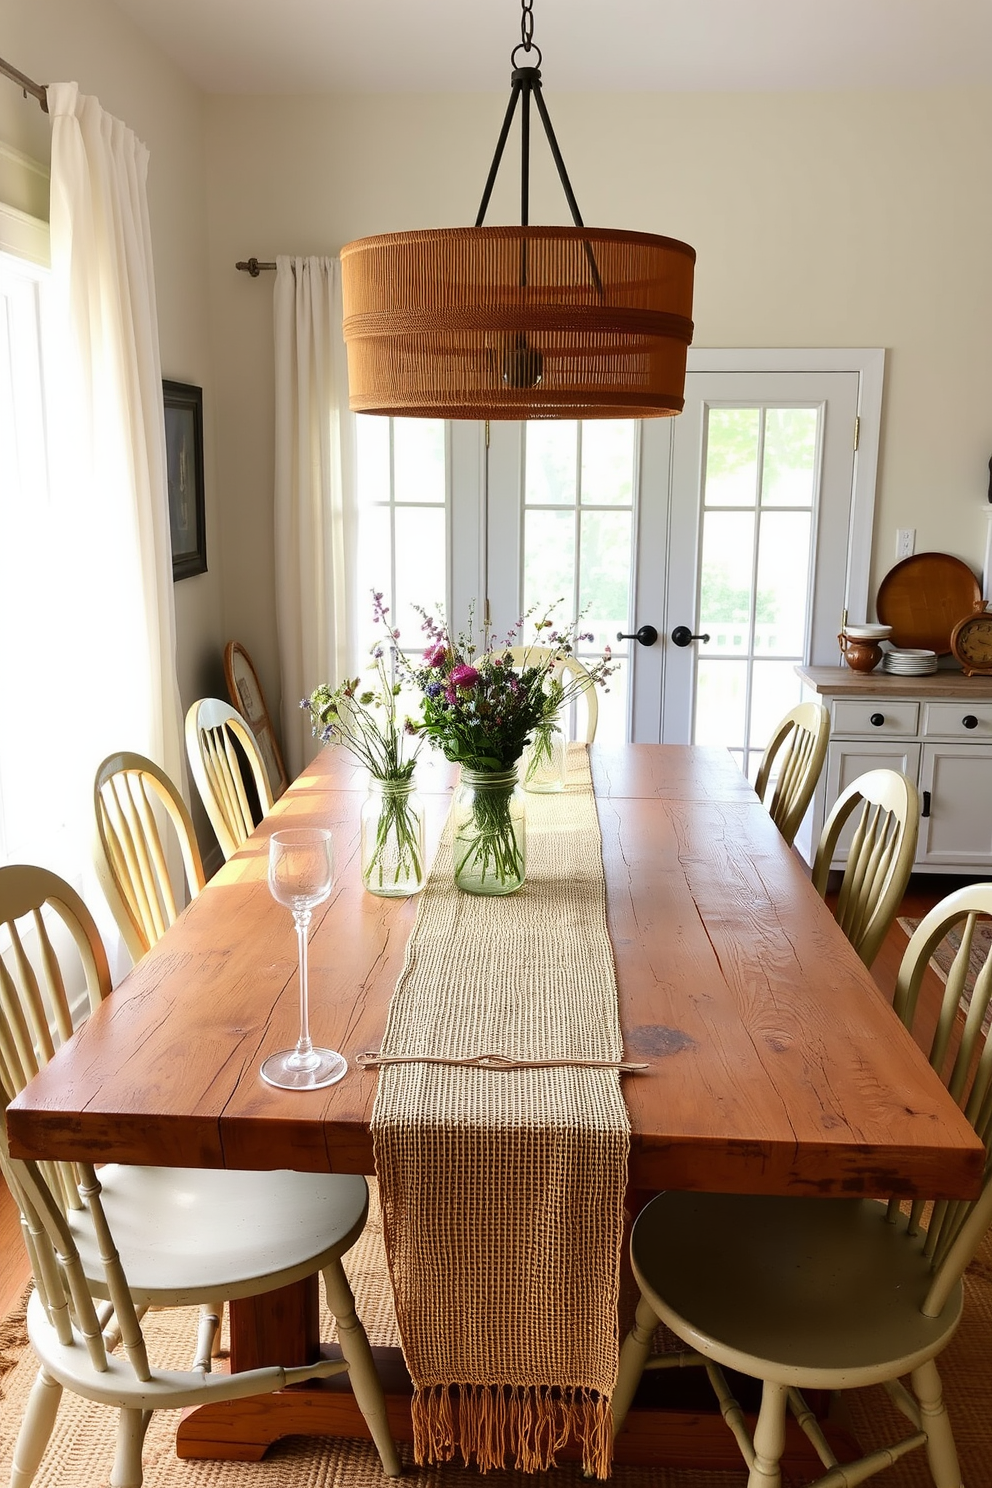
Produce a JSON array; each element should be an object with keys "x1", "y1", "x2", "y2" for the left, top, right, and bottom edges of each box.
[{"x1": 413, "y1": 1381, "x2": 614, "y2": 1478}]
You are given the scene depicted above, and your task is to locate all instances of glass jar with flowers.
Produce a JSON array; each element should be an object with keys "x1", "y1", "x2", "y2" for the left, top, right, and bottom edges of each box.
[
  {"x1": 404, "y1": 608, "x2": 615, "y2": 894},
  {"x1": 303, "y1": 623, "x2": 424, "y2": 899}
]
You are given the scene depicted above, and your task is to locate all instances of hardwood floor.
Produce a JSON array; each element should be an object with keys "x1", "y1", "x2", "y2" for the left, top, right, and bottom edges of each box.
[{"x1": 0, "y1": 873, "x2": 981, "y2": 1323}]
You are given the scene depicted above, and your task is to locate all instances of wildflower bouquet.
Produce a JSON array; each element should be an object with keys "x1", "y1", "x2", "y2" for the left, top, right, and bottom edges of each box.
[
  {"x1": 406, "y1": 607, "x2": 615, "y2": 892},
  {"x1": 302, "y1": 617, "x2": 423, "y2": 896}
]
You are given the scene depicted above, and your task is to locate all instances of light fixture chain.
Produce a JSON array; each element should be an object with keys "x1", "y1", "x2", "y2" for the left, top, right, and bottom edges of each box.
[{"x1": 520, "y1": 0, "x2": 535, "y2": 51}]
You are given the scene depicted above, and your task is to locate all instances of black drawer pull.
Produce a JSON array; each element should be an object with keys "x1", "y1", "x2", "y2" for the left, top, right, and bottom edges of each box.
[
  {"x1": 869, "y1": 712, "x2": 885, "y2": 727},
  {"x1": 963, "y1": 714, "x2": 979, "y2": 729},
  {"x1": 922, "y1": 790, "x2": 931, "y2": 819}
]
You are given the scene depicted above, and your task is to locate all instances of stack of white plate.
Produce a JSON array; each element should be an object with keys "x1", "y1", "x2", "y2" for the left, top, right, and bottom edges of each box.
[{"x1": 883, "y1": 648, "x2": 938, "y2": 676}]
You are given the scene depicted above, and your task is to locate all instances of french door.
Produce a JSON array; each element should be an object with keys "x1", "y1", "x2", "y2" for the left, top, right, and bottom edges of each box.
[{"x1": 354, "y1": 354, "x2": 881, "y2": 753}]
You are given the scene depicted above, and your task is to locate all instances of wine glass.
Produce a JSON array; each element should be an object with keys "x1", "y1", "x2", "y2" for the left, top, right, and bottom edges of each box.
[{"x1": 261, "y1": 827, "x2": 347, "y2": 1090}]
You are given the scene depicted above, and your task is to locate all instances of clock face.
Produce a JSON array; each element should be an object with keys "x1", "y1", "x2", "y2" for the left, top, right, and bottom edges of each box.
[{"x1": 952, "y1": 613, "x2": 992, "y2": 672}]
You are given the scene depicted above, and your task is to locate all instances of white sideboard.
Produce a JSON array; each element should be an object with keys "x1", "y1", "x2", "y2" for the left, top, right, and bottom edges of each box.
[{"x1": 795, "y1": 666, "x2": 992, "y2": 874}]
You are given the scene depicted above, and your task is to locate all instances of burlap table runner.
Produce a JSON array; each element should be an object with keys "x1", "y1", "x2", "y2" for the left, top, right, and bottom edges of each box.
[{"x1": 370, "y1": 745, "x2": 629, "y2": 1477}]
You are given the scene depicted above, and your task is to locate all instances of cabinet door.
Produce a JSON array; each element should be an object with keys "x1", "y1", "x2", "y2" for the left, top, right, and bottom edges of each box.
[
  {"x1": 918, "y1": 744, "x2": 992, "y2": 868},
  {"x1": 822, "y1": 740, "x2": 922, "y2": 871}
]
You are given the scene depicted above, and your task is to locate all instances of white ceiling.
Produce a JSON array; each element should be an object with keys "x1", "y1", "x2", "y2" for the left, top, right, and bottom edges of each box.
[{"x1": 110, "y1": 0, "x2": 992, "y2": 95}]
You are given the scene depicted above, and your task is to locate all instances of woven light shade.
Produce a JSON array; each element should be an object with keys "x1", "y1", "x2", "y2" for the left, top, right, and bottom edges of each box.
[{"x1": 340, "y1": 224, "x2": 695, "y2": 419}]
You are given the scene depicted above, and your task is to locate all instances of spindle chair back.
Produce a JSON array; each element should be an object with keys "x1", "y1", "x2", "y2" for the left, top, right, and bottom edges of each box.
[
  {"x1": 753, "y1": 701, "x2": 829, "y2": 848},
  {"x1": 184, "y1": 697, "x2": 274, "y2": 861}
]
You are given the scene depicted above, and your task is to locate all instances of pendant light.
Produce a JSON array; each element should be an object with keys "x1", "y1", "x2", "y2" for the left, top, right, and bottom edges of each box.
[{"x1": 340, "y1": 0, "x2": 695, "y2": 420}]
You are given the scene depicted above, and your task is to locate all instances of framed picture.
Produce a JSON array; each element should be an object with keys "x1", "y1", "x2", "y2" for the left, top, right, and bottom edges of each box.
[{"x1": 163, "y1": 379, "x2": 206, "y2": 580}]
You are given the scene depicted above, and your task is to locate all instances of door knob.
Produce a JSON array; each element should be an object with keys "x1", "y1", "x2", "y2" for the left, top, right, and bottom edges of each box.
[
  {"x1": 670, "y1": 626, "x2": 711, "y2": 648},
  {"x1": 616, "y1": 625, "x2": 659, "y2": 647}
]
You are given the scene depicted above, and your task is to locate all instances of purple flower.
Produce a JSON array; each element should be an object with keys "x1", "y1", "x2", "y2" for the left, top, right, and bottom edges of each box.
[
  {"x1": 424, "y1": 642, "x2": 448, "y2": 668},
  {"x1": 450, "y1": 664, "x2": 480, "y2": 688},
  {"x1": 425, "y1": 681, "x2": 443, "y2": 698}
]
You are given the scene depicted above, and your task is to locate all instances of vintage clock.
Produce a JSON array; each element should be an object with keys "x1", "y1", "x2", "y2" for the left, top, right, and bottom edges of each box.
[{"x1": 950, "y1": 601, "x2": 992, "y2": 676}]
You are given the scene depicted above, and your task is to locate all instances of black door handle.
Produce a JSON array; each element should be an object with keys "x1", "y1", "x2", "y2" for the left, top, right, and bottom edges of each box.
[
  {"x1": 922, "y1": 790, "x2": 931, "y2": 819},
  {"x1": 616, "y1": 625, "x2": 659, "y2": 647},
  {"x1": 670, "y1": 626, "x2": 711, "y2": 648}
]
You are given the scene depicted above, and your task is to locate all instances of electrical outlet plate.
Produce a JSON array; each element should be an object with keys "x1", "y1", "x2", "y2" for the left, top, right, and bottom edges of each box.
[{"x1": 896, "y1": 528, "x2": 916, "y2": 560}]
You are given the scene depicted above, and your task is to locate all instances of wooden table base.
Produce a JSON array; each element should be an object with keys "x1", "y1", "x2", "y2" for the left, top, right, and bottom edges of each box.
[{"x1": 177, "y1": 1344, "x2": 856, "y2": 1475}]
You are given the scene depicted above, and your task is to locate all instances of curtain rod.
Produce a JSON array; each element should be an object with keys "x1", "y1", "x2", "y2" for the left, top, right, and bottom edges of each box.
[
  {"x1": 0, "y1": 55, "x2": 48, "y2": 112},
  {"x1": 236, "y1": 258, "x2": 276, "y2": 276}
]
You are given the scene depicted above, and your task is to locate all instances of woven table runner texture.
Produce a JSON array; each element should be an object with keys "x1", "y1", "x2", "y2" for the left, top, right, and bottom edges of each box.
[{"x1": 371, "y1": 745, "x2": 629, "y2": 1477}]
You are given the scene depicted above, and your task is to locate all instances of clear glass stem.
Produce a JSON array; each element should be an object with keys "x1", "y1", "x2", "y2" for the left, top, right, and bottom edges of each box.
[{"x1": 290, "y1": 907, "x2": 319, "y2": 1070}]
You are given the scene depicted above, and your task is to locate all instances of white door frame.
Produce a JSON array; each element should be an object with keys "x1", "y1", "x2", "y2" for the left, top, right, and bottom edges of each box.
[{"x1": 632, "y1": 347, "x2": 884, "y2": 743}]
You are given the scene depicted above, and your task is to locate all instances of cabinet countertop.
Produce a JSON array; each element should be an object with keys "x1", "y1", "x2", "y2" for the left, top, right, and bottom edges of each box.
[{"x1": 796, "y1": 666, "x2": 992, "y2": 700}]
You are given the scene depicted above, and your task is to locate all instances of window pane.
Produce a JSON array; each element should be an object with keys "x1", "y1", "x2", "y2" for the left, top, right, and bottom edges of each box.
[
  {"x1": 695, "y1": 660, "x2": 747, "y2": 748},
  {"x1": 581, "y1": 420, "x2": 635, "y2": 506},
  {"x1": 704, "y1": 408, "x2": 759, "y2": 508},
  {"x1": 394, "y1": 419, "x2": 445, "y2": 504},
  {"x1": 355, "y1": 414, "x2": 390, "y2": 505},
  {"x1": 699, "y1": 511, "x2": 755, "y2": 657},
  {"x1": 394, "y1": 506, "x2": 445, "y2": 647},
  {"x1": 355, "y1": 504, "x2": 391, "y2": 649},
  {"x1": 761, "y1": 407, "x2": 818, "y2": 508},
  {"x1": 525, "y1": 421, "x2": 577, "y2": 506},
  {"x1": 579, "y1": 509, "x2": 632, "y2": 655},
  {"x1": 749, "y1": 660, "x2": 804, "y2": 756},
  {"x1": 754, "y1": 511, "x2": 812, "y2": 656},
  {"x1": 524, "y1": 508, "x2": 576, "y2": 620}
]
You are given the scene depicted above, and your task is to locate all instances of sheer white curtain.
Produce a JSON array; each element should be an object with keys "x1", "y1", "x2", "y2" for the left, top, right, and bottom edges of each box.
[
  {"x1": 1, "y1": 83, "x2": 184, "y2": 975},
  {"x1": 273, "y1": 256, "x2": 357, "y2": 777}
]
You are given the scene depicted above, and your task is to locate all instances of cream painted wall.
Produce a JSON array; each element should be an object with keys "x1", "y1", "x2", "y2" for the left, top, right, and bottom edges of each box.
[
  {"x1": 1, "y1": 0, "x2": 224, "y2": 729},
  {"x1": 205, "y1": 86, "x2": 992, "y2": 708}
]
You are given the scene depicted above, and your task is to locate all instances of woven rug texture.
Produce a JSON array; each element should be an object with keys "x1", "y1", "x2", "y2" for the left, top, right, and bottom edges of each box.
[
  {"x1": 372, "y1": 745, "x2": 627, "y2": 1476},
  {"x1": 2, "y1": 1182, "x2": 992, "y2": 1487}
]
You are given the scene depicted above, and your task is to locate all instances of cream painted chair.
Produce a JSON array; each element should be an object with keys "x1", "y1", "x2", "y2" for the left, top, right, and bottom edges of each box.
[
  {"x1": 0, "y1": 865, "x2": 399, "y2": 1487},
  {"x1": 504, "y1": 645, "x2": 599, "y2": 743},
  {"x1": 94, "y1": 752, "x2": 206, "y2": 964},
  {"x1": 753, "y1": 701, "x2": 829, "y2": 848},
  {"x1": 612, "y1": 880, "x2": 992, "y2": 1488},
  {"x1": 811, "y1": 766, "x2": 920, "y2": 968},
  {"x1": 185, "y1": 697, "x2": 275, "y2": 861}
]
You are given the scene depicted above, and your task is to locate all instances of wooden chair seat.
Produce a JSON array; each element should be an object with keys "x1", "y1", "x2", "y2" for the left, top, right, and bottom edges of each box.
[
  {"x1": 0, "y1": 865, "x2": 399, "y2": 1486},
  {"x1": 614, "y1": 881, "x2": 992, "y2": 1488}
]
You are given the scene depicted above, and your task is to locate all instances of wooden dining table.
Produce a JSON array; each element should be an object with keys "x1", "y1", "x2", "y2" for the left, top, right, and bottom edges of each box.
[{"x1": 6, "y1": 743, "x2": 984, "y2": 1470}]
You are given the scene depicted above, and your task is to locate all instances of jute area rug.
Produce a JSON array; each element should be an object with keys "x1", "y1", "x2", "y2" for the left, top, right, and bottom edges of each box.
[{"x1": 2, "y1": 1183, "x2": 992, "y2": 1487}]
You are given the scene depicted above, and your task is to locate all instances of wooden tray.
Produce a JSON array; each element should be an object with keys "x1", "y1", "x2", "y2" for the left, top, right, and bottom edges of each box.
[{"x1": 875, "y1": 553, "x2": 981, "y2": 654}]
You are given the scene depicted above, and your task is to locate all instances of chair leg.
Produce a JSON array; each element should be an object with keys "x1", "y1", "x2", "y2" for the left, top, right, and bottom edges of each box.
[
  {"x1": 612, "y1": 1293, "x2": 660, "y2": 1436},
  {"x1": 912, "y1": 1358, "x2": 963, "y2": 1488},
  {"x1": 193, "y1": 1301, "x2": 223, "y2": 1371},
  {"x1": 748, "y1": 1381, "x2": 787, "y2": 1488},
  {"x1": 322, "y1": 1258, "x2": 401, "y2": 1477},
  {"x1": 10, "y1": 1367, "x2": 62, "y2": 1488},
  {"x1": 109, "y1": 1407, "x2": 151, "y2": 1488}
]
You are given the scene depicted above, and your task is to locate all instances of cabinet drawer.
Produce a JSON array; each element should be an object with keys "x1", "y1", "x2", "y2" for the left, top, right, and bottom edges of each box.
[
  {"x1": 922, "y1": 701, "x2": 992, "y2": 739},
  {"x1": 831, "y1": 699, "x2": 919, "y2": 737}
]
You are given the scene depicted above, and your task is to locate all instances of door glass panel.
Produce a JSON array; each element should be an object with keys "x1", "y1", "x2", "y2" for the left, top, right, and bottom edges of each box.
[
  {"x1": 699, "y1": 511, "x2": 755, "y2": 657},
  {"x1": 523, "y1": 508, "x2": 576, "y2": 619},
  {"x1": 695, "y1": 659, "x2": 747, "y2": 747},
  {"x1": 703, "y1": 408, "x2": 760, "y2": 508},
  {"x1": 578, "y1": 509, "x2": 632, "y2": 655},
  {"x1": 523, "y1": 422, "x2": 638, "y2": 743},
  {"x1": 356, "y1": 415, "x2": 447, "y2": 652},
  {"x1": 692, "y1": 404, "x2": 821, "y2": 767},
  {"x1": 581, "y1": 420, "x2": 635, "y2": 507},
  {"x1": 754, "y1": 510, "x2": 811, "y2": 655},
  {"x1": 761, "y1": 407, "x2": 818, "y2": 508},
  {"x1": 525, "y1": 421, "x2": 576, "y2": 505}
]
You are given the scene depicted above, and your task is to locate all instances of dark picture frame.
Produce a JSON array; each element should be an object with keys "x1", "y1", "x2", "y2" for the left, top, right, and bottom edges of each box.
[{"x1": 163, "y1": 379, "x2": 206, "y2": 580}]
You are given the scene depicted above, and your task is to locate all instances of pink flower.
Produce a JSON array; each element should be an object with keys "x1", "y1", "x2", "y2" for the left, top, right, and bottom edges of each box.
[
  {"x1": 424, "y1": 642, "x2": 448, "y2": 668},
  {"x1": 450, "y1": 664, "x2": 480, "y2": 688}
]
